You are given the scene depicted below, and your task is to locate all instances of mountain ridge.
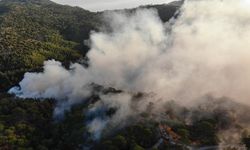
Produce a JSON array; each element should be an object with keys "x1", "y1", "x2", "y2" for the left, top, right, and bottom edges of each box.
[{"x1": 0, "y1": 0, "x2": 54, "y2": 5}]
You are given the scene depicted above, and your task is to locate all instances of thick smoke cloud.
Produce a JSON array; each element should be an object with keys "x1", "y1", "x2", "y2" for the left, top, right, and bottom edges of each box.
[{"x1": 9, "y1": 0, "x2": 250, "y2": 140}]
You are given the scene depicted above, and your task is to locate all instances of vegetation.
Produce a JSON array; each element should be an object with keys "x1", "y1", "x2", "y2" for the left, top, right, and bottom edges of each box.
[
  {"x1": 0, "y1": 0, "x2": 101, "y2": 91},
  {"x1": 0, "y1": 93, "x2": 87, "y2": 150},
  {"x1": 0, "y1": 91, "x2": 222, "y2": 150}
]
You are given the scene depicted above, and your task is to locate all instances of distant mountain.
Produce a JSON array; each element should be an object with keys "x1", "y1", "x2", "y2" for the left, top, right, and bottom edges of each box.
[
  {"x1": 0, "y1": 0, "x2": 54, "y2": 5},
  {"x1": 0, "y1": 0, "x2": 182, "y2": 91}
]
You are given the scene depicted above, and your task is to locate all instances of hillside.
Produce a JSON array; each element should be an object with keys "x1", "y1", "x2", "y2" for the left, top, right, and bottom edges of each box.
[
  {"x1": 0, "y1": 0, "x2": 181, "y2": 91},
  {"x1": 0, "y1": 0, "x2": 100, "y2": 91}
]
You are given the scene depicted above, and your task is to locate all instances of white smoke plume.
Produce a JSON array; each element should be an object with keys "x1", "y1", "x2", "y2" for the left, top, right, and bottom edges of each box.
[{"x1": 9, "y1": 0, "x2": 250, "y2": 141}]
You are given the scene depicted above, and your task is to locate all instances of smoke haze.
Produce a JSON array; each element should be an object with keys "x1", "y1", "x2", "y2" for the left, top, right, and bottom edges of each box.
[{"x1": 9, "y1": 0, "x2": 250, "y2": 141}]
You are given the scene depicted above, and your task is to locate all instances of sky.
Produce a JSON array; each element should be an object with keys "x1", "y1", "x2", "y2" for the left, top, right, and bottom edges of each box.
[{"x1": 51, "y1": 0, "x2": 175, "y2": 11}]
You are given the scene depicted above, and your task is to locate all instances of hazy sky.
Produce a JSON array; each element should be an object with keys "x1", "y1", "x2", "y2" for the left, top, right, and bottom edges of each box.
[{"x1": 51, "y1": 0, "x2": 175, "y2": 11}]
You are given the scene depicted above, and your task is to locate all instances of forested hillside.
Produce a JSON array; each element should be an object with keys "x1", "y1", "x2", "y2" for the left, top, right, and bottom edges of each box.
[
  {"x1": 0, "y1": 0, "x2": 101, "y2": 91},
  {"x1": 0, "y1": 0, "x2": 181, "y2": 92}
]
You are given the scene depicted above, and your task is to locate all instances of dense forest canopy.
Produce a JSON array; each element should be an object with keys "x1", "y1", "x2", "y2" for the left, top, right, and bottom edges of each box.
[{"x1": 0, "y1": 0, "x2": 101, "y2": 91}]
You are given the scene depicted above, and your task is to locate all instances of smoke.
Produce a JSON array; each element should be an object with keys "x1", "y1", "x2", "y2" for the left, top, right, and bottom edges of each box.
[
  {"x1": 187, "y1": 95, "x2": 250, "y2": 148},
  {"x1": 9, "y1": 0, "x2": 250, "y2": 142}
]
